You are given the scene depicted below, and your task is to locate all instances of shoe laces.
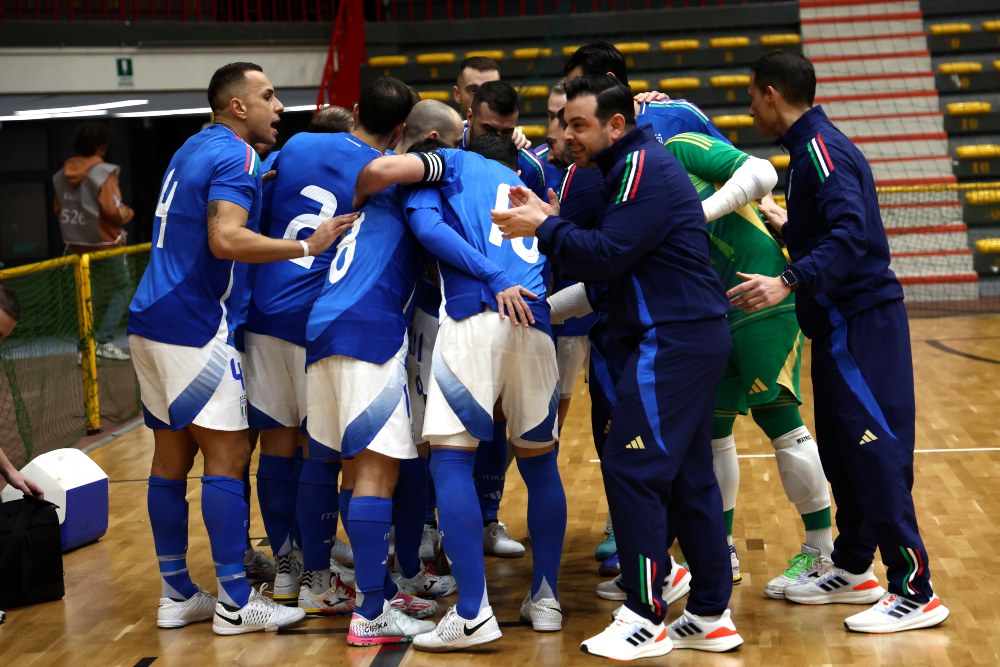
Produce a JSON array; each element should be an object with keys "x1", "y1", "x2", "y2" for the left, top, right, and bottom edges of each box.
[{"x1": 783, "y1": 552, "x2": 818, "y2": 578}]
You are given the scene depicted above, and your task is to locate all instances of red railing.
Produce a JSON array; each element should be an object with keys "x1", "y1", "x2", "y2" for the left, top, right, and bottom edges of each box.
[
  {"x1": 370, "y1": 0, "x2": 786, "y2": 22},
  {"x1": 0, "y1": 0, "x2": 341, "y2": 21}
]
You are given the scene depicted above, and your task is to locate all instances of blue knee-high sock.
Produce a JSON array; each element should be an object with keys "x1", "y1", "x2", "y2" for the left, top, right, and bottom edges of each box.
[
  {"x1": 242, "y1": 461, "x2": 253, "y2": 551},
  {"x1": 295, "y1": 459, "x2": 339, "y2": 571},
  {"x1": 425, "y1": 461, "x2": 438, "y2": 526},
  {"x1": 148, "y1": 476, "x2": 199, "y2": 601},
  {"x1": 348, "y1": 496, "x2": 393, "y2": 620},
  {"x1": 431, "y1": 449, "x2": 487, "y2": 619},
  {"x1": 291, "y1": 447, "x2": 304, "y2": 550},
  {"x1": 517, "y1": 450, "x2": 566, "y2": 600},
  {"x1": 256, "y1": 454, "x2": 296, "y2": 558},
  {"x1": 339, "y1": 488, "x2": 354, "y2": 530},
  {"x1": 475, "y1": 419, "x2": 507, "y2": 523},
  {"x1": 394, "y1": 457, "x2": 429, "y2": 579},
  {"x1": 329, "y1": 459, "x2": 342, "y2": 538},
  {"x1": 202, "y1": 475, "x2": 252, "y2": 608}
]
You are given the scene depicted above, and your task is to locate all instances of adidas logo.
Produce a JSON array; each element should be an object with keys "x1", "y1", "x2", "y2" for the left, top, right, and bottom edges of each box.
[
  {"x1": 603, "y1": 420, "x2": 612, "y2": 435},
  {"x1": 859, "y1": 429, "x2": 878, "y2": 445},
  {"x1": 626, "y1": 436, "x2": 646, "y2": 450},
  {"x1": 748, "y1": 378, "x2": 769, "y2": 395}
]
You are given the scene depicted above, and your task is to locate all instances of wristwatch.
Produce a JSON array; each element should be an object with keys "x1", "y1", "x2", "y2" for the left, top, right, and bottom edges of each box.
[{"x1": 780, "y1": 268, "x2": 800, "y2": 292}]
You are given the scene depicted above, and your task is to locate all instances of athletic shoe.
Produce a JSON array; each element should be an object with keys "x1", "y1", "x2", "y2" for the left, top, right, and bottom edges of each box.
[
  {"x1": 243, "y1": 548, "x2": 276, "y2": 583},
  {"x1": 483, "y1": 521, "x2": 525, "y2": 558},
  {"x1": 419, "y1": 524, "x2": 442, "y2": 562},
  {"x1": 273, "y1": 554, "x2": 303, "y2": 604},
  {"x1": 393, "y1": 565, "x2": 457, "y2": 598},
  {"x1": 595, "y1": 558, "x2": 690, "y2": 604},
  {"x1": 580, "y1": 604, "x2": 672, "y2": 661},
  {"x1": 844, "y1": 593, "x2": 949, "y2": 633},
  {"x1": 212, "y1": 585, "x2": 307, "y2": 635},
  {"x1": 157, "y1": 586, "x2": 216, "y2": 628},
  {"x1": 764, "y1": 544, "x2": 823, "y2": 600},
  {"x1": 387, "y1": 590, "x2": 438, "y2": 619},
  {"x1": 330, "y1": 538, "x2": 354, "y2": 567},
  {"x1": 595, "y1": 526, "x2": 616, "y2": 561},
  {"x1": 729, "y1": 544, "x2": 742, "y2": 585},
  {"x1": 783, "y1": 563, "x2": 885, "y2": 605},
  {"x1": 598, "y1": 553, "x2": 620, "y2": 576},
  {"x1": 519, "y1": 594, "x2": 562, "y2": 632},
  {"x1": 329, "y1": 560, "x2": 356, "y2": 590},
  {"x1": 413, "y1": 605, "x2": 502, "y2": 652},
  {"x1": 346, "y1": 603, "x2": 437, "y2": 646},
  {"x1": 666, "y1": 609, "x2": 743, "y2": 652},
  {"x1": 95, "y1": 341, "x2": 131, "y2": 360},
  {"x1": 297, "y1": 575, "x2": 356, "y2": 616}
]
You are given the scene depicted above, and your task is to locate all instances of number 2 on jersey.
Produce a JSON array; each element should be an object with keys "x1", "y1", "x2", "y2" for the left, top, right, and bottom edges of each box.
[
  {"x1": 489, "y1": 183, "x2": 539, "y2": 263},
  {"x1": 286, "y1": 185, "x2": 338, "y2": 269}
]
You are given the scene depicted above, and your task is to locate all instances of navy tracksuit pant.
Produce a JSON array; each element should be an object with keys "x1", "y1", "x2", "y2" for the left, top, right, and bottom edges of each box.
[
  {"x1": 601, "y1": 318, "x2": 732, "y2": 624},
  {"x1": 811, "y1": 298, "x2": 933, "y2": 602}
]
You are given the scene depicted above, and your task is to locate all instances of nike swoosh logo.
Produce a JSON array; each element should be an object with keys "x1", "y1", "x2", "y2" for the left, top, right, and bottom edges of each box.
[
  {"x1": 463, "y1": 615, "x2": 494, "y2": 636},
  {"x1": 215, "y1": 611, "x2": 243, "y2": 625},
  {"x1": 544, "y1": 607, "x2": 563, "y2": 615}
]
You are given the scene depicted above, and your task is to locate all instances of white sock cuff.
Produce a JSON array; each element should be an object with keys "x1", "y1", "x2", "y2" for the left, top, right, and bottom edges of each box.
[{"x1": 711, "y1": 434, "x2": 737, "y2": 453}]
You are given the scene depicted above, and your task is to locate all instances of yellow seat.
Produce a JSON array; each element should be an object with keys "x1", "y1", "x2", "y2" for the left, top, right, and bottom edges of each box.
[
  {"x1": 614, "y1": 42, "x2": 651, "y2": 54},
  {"x1": 465, "y1": 50, "x2": 504, "y2": 60},
  {"x1": 760, "y1": 33, "x2": 801, "y2": 46},
  {"x1": 368, "y1": 55, "x2": 408, "y2": 67},
  {"x1": 562, "y1": 45, "x2": 580, "y2": 57},
  {"x1": 710, "y1": 74, "x2": 751, "y2": 88},
  {"x1": 521, "y1": 125, "x2": 547, "y2": 141},
  {"x1": 515, "y1": 85, "x2": 549, "y2": 98},
  {"x1": 630, "y1": 80, "x2": 650, "y2": 93},
  {"x1": 975, "y1": 238, "x2": 1000, "y2": 254},
  {"x1": 937, "y1": 61, "x2": 983, "y2": 74},
  {"x1": 984, "y1": 20, "x2": 1000, "y2": 32},
  {"x1": 946, "y1": 101, "x2": 992, "y2": 116},
  {"x1": 710, "y1": 36, "x2": 750, "y2": 49},
  {"x1": 660, "y1": 39, "x2": 701, "y2": 51},
  {"x1": 955, "y1": 144, "x2": 1000, "y2": 159},
  {"x1": 416, "y1": 53, "x2": 457, "y2": 65},
  {"x1": 418, "y1": 91, "x2": 452, "y2": 102},
  {"x1": 659, "y1": 77, "x2": 702, "y2": 90},
  {"x1": 769, "y1": 154, "x2": 790, "y2": 169},
  {"x1": 712, "y1": 114, "x2": 754, "y2": 128},
  {"x1": 772, "y1": 194, "x2": 787, "y2": 208},
  {"x1": 995, "y1": 60, "x2": 1000, "y2": 71},
  {"x1": 513, "y1": 48, "x2": 553, "y2": 60},
  {"x1": 966, "y1": 190, "x2": 1000, "y2": 205},
  {"x1": 929, "y1": 23, "x2": 972, "y2": 36}
]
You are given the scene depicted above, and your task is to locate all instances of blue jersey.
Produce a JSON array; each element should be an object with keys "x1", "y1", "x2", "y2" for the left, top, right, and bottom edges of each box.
[
  {"x1": 129, "y1": 124, "x2": 261, "y2": 347},
  {"x1": 405, "y1": 149, "x2": 551, "y2": 334},
  {"x1": 460, "y1": 126, "x2": 547, "y2": 200},
  {"x1": 637, "y1": 99, "x2": 731, "y2": 145},
  {"x1": 246, "y1": 133, "x2": 382, "y2": 347}
]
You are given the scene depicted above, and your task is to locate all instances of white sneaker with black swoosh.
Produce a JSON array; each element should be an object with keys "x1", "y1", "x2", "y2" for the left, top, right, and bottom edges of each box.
[
  {"x1": 212, "y1": 585, "x2": 307, "y2": 635},
  {"x1": 519, "y1": 594, "x2": 562, "y2": 632},
  {"x1": 413, "y1": 605, "x2": 502, "y2": 652}
]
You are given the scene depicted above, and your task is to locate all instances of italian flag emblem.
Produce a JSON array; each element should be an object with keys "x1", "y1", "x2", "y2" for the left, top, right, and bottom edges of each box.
[{"x1": 807, "y1": 134, "x2": 834, "y2": 183}]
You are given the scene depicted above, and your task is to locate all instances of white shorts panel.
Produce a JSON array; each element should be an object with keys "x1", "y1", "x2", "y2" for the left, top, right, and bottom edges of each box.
[
  {"x1": 557, "y1": 335, "x2": 590, "y2": 398},
  {"x1": 244, "y1": 332, "x2": 307, "y2": 429},
  {"x1": 407, "y1": 308, "x2": 439, "y2": 445}
]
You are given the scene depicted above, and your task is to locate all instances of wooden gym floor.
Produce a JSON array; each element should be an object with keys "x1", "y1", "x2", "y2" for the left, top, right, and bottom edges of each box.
[{"x1": 2, "y1": 314, "x2": 999, "y2": 666}]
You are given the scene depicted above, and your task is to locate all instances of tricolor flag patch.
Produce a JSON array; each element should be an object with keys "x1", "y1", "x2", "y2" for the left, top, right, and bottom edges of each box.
[
  {"x1": 806, "y1": 134, "x2": 834, "y2": 183},
  {"x1": 244, "y1": 144, "x2": 260, "y2": 178},
  {"x1": 615, "y1": 149, "x2": 646, "y2": 204},
  {"x1": 558, "y1": 164, "x2": 576, "y2": 203}
]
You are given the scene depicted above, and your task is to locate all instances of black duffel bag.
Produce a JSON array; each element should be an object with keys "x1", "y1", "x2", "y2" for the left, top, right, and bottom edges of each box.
[{"x1": 0, "y1": 496, "x2": 64, "y2": 608}]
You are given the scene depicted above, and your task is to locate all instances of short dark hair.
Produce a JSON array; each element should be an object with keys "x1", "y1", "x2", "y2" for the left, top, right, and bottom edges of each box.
[
  {"x1": 750, "y1": 50, "x2": 816, "y2": 106},
  {"x1": 0, "y1": 285, "x2": 22, "y2": 322},
  {"x1": 357, "y1": 76, "x2": 415, "y2": 136},
  {"x1": 308, "y1": 105, "x2": 354, "y2": 133},
  {"x1": 408, "y1": 137, "x2": 451, "y2": 154},
  {"x1": 471, "y1": 80, "x2": 519, "y2": 118},
  {"x1": 565, "y1": 75, "x2": 635, "y2": 125},
  {"x1": 208, "y1": 62, "x2": 264, "y2": 112},
  {"x1": 71, "y1": 122, "x2": 111, "y2": 156},
  {"x1": 563, "y1": 41, "x2": 629, "y2": 86},
  {"x1": 458, "y1": 56, "x2": 501, "y2": 78},
  {"x1": 468, "y1": 133, "x2": 519, "y2": 172}
]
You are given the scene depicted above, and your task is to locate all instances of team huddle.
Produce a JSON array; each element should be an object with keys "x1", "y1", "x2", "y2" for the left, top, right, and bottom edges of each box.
[{"x1": 127, "y1": 41, "x2": 949, "y2": 660}]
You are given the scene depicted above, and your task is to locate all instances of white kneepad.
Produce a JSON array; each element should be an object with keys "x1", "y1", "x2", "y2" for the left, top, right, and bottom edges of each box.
[{"x1": 771, "y1": 426, "x2": 830, "y2": 514}]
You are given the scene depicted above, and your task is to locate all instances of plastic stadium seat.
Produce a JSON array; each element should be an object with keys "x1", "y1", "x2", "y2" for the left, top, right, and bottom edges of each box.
[
  {"x1": 929, "y1": 23, "x2": 973, "y2": 36},
  {"x1": 521, "y1": 125, "x2": 547, "y2": 141},
  {"x1": 513, "y1": 48, "x2": 552, "y2": 59},
  {"x1": 562, "y1": 45, "x2": 580, "y2": 57},
  {"x1": 937, "y1": 61, "x2": 983, "y2": 74},
  {"x1": 966, "y1": 190, "x2": 1000, "y2": 205},
  {"x1": 995, "y1": 60, "x2": 1000, "y2": 71},
  {"x1": 419, "y1": 91, "x2": 452, "y2": 102},
  {"x1": 659, "y1": 77, "x2": 702, "y2": 90},
  {"x1": 660, "y1": 39, "x2": 701, "y2": 51},
  {"x1": 630, "y1": 80, "x2": 650, "y2": 93},
  {"x1": 614, "y1": 42, "x2": 651, "y2": 54},
  {"x1": 368, "y1": 55, "x2": 408, "y2": 67},
  {"x1": 465, "y1": 50, "x2": 505, "y2": 60},
  {"x1": 712, "y1": 115, "x2": 754, "y2": 128},
  {"x1": 955, "y1": 144, "x2": 1000, "y2": 159},
  {"x1": 710, "y1": 36, "x2": 750, "y2": 49},
  {"x1": 416, "y1": 53, "x2": 457, "y2": 65},
  {"x1": 946, "y1": 101, "x2": 992, "y2": 115},
  {"x1": 760, "y1": 33, "x2": 801, "y2": 46},
  {"x1": 984, "y1": 20, "x2": 1000, "y2": 32},
  {"x1": 710, "y1": 75, "x2": 751, "y2": 88},
  {"x1": 772, "y1": 194, "x2": 786, "y2": 208},
  {"x1": 975, "y1": 238, "x2": 1000, "y2": 254},
  {"x1": 769, "y1": 154, "x2": 790, "y2": 169},
  {"x1": 515, "y1": 85, "x2": 549, "y2": 98}
]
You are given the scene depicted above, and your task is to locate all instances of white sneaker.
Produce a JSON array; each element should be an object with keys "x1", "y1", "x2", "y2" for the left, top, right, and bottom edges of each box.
[
  {"x1": 580, "y1": 605, "x2": 672, "y2": 661},
  {"x1": 243, "y1": 547, "x2": 276, "y2": 583},
  {"x1": 784, "y1": 563, "x2": 885, "y2": 605},
  {"x1": 330, "y1": 560, "x2": 356, "y2": 589},
  {"x1": 212, "y1": 585, "x2": 307, "y2": 635},
  {"x1": 519, "y1": 594, "x2": 562, "y2": 632},
  {"x1": 419, "y1": 524, "x2": 442, "y2": 562},
  {"x1": 330, "y1": 538, "x2": 354, "y2": 567},
  {"x1": 393, "y1": 565, "x2": 456, "y2": 598},
  {"x1": 273, "y1": 554, "x2": 303, "y2": 604},
  {"x1": 666, "y1": 608, "x2": 743, "y2": 652},
  {"x1": 387, "y1": 590, "x2": 438, "y2": 619},
  {"x1": 413, "y1": 605, "x2": 502, "y2": 652},
  {"x1": 845, "y1": 593, "x2": 949, "y2": 633},
  {"x1": 297, "y1": 575, "x2": 356, "y2": 616},
  {"x1": 764, "y1": 544, "x2": 824, "y2": 600},
  {"x1": 347, "y1": 603, "x2": 437, "y2": 646},
  {"x1": 595, "y1": 558, "x2": 690, "y2": 604},
  {"x1": 483, "y1": 521, "x2": 525, "y2": 558},
  {"x1": 95, "y1": 341, "x2": 131, "y2": 360},
  {"x1": 157, "y1": 586, "x2": 216, "y2": 628}
]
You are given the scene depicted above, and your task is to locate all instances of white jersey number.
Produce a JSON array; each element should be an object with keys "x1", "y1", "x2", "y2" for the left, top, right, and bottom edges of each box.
[
  {"x1": 328, "y1": 211, "x2": 366, "y2": 284},
  {"x1": 285, "y1": 185, "x2": 338, "y2": 269},
  {"x1": 155, "y1": 168, "x2": 178, "y2": 249},
  {"x1": 488, "y1": 183, "x2": 539, "y2": 264}
]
